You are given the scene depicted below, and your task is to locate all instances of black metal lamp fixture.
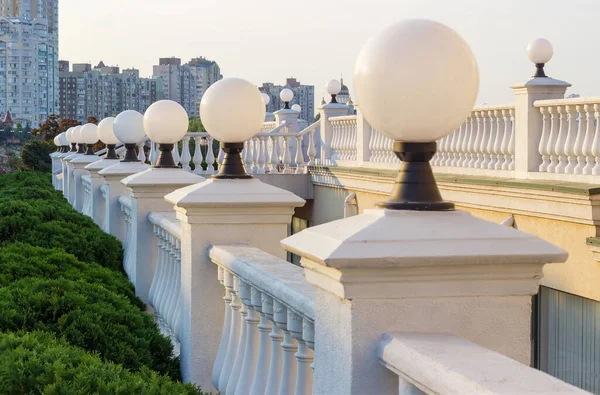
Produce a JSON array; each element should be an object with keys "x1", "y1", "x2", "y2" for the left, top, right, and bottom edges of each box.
[
  {"x1": 213, "y1": 142, "x2": 252, "y2": 179},
  {"x1": 121, "y1": 143, "x2": 141, "y2": 162},
  {"x1": 527, "y1": 38, "x2": 553, "y2": 79},
  {"x1": 104, "y1": 144, "x2": 118, "y2": 159},
  {"x1": 326, "y1": 79, "x2": 342, "y2": 104},
  {"x1": 154, "y1": 143, "x2": 177, "y2": 168},
  {"x1": 280, "y1": 88, "x2": 294, "y2": 110}
]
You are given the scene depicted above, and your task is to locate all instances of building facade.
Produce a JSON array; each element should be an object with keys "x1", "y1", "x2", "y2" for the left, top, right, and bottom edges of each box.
[
  {"x1": 259, "y1": 77, "x2": 314, "y2": 122},
  {"x1": 0, "y1": 0, "x2": 58, "y2": 126},
  {"x1": 59, "y1": 61, "x2": 157, "y2": 123}
]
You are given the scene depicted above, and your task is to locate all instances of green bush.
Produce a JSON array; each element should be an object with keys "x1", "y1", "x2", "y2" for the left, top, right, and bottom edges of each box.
[
  {"x1": 0, "y1": 278, "x2": 180, "y2": 379},
  {"x1": 0, "y1": 243, "x2": 143, "y2": 310},
  {"x1": 20, "y1": 140, "x2": 56, "y2": 173},
  {"x1": 0, "y1": 331, "x2": 203, "y2": 394}
]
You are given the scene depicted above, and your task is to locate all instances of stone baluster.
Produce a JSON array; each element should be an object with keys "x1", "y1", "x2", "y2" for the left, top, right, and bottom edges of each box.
[
  {"x1": 172, "y1": 142, "x2": 181, "y2": 167},
  {"x1": 235, "y1": 287, "x2": 262, "y2": 395},
  {"x1": 563, "y1": 105, "x2": 577, "y2": 174},
  {"x1": 152, "y1": 228, "x2": 167, "y2": 312},
  {"x1": 592, "y1": 104, "x2": 600, "y2": 176},
  {"x1": 490, "y1": 110, "x2": 502, "y2": 170},
  {"x1": 294, "y1": 318, "x2": 315, "y2": 395},
  {"x1": 149, "y1": 141, "x2": 157, "y2": 165},
  {"x1": 213, "y1": 269, "x2": 234, "y2": 388},
  {"x1": 257, "y1": 136, "x2": 267, "y2": 174},
  {"x1": 554, "y1": 106, "x2": 568, "y2": 173},
  {"x1": 275, "y1": 302, "x2": 298, "y2": 395},
  {"x1": 250, "y1": 294, "x2": 274, "y2": 395},
  {"x1": 499, "y1": 109, "x2": 510, "y2": 170},
  {"x1": 227, "y1": 280, "x2": 250, "y2": 395},
  {"x1": 373, "y1": 130, "x2": 382, "y2": 163},
  {"x1": 468, "y1": 111, "x2": 480, "y2": 168},
  {"x1": 137, "y1": 141, "x2": 146, "y2": 162},
  {"x1": 165, "y1": 236, "x2": 181, "y2": 334},
  {"x1": 245, "y1": 140, "x2": 254, "y2": 174},
  {"x1": 461, "y1": 114, "x2": 472, "y2": 168},
  {"x1": 434, "y1": 135, "x2": 446, "y2": 167},
  {"x1": 282, "y1": 136, "x2": 292, "y2": 174},
  {"x1": 538, "y1": 107, "x2": 550, "y2": 172},
  {"x1": 480, "y1": 111, "x2": 492, "y2": 168},
  {"x1": 172, "y1": 244, "x2": 183, "y2": 340},
  {"x1": 265, "y1": 300, "x2": 285, "y2": 394},
  {"x1": 307, "y1": 130, "x2": 317, "y2": 168},
  {"x1": 191, "y1": 136, "x2": 202, "y2": 174},
  {"x1": 582, "y1": 105, "x2": 595, "y2": 175},
  {"x1": 217, "y1": 145, "x2": 225, "y2": 174},
  {"x1": 270, "y1": 136, "x2": 280, "y2": 173},
  {"x1": 148, "y1": 224, "x2": 162, "y2": 307},
  {"x1": 205, "y1": 136, "x2": 216, "y2": 175},
  {"x1": 343, "y1": 121, "x2": 350, "y2": 161},
  {"x1": 181, "y1": 136, "x2": 192, "y2": 171},
  {"x1": 219, "y1": 276, "x2": 243, "y2": 392},
  {"x1": 445, "y1": 128, "x2": 457, "y2": 167},
  {"x1": 454, "y1": 122, "x2": 466, "y2": 167},
  {"x1": 573, "y1": 105, "x2": 587, "y2": 174},
  {"x1": 295, "y1": 136, "x2": 305, "y2": 174},
  {"x1": 508, "y1": 108, "x2": 515, "y2": 170},
  {"x1": 157, "y1": 232, "x2": 174, "y2": 318},
  {"x1": 252, "y1": 137, "x2": 259, "y2": 174},
  {"x1": 546, "y1": 107, "x2": 559, "y2": 173}
]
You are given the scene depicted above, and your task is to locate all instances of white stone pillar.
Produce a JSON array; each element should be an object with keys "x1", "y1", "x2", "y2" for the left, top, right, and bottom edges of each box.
[
  {"x1": 275, "y1": 109, "x2": 300, "y2": 167},
  {"x1": 510, "y1": 77, "x2": 570, "y2": 178},
  {"x1": 61, "y1": 151, "x2": 82, "y2": 202},
  {"x1": 84, "y1": 158, "x2": 120, "y2": 227},
  {"x1": 121, "y1": 168, "x2": 204, "y2": 304},
  {"x1": 355, "y1": 105, "x2": 372, "y2": 166},
  {"x1": 98, "y1": 161, "x2": 150, "y2": 242},
  {"x1": 281, "y1": 208, "x2": 567, "y2": 395},
  {"x1": 70, "y1": 155, "x2": 100, "y2": 213},
  {"x1": 164, "y1": 178, "x2": 305, "y2": 391},
  {"x1": 318, "y1": 103, "x2": 351, "y2": 165}
]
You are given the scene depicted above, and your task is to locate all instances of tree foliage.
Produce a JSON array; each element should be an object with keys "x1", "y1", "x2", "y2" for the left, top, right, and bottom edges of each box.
[
  {"x1": 20, "y1": 140, "x2": 55, "y2": 172},
  {"x1": 32, "y1": 115, "x2": 80, "y2": 142}
]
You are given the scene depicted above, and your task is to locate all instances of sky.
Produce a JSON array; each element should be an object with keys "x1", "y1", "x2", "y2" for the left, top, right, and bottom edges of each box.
[{"x1": 60, "y1": 0, "x2": 600, "y2": 106}]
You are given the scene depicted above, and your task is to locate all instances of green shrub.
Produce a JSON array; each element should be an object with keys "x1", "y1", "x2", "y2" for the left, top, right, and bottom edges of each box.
[
  {"x1": 0, "y1": 278, "x2": 180, "y2": 379},
  {"x1": 0, "y1": 331, "x2": 203, "y2": 394},
  {"x1": 20, "y1": 140, "x2": 56, "y2": 173},
  {"x1": 0, "y1": 243, "x2": 143, "y2": 310}
]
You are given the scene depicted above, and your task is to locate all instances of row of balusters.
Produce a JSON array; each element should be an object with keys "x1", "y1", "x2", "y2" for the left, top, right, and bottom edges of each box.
[
  {"x1": 81, "y1": 175, "x2": 94, "y2": 218},
  {"x1": 538, "y1": 104, "x2": 600, "y2": 175},
  {"x1": 369, "y1": 128, "x2": 399, "y2": 164},
  {"x1": 148, "y1": 222, "x2": 183, "y2": 352},
  {"x1": 119, "y1": 196, "x2": 136, "y2": 285},
  {"x1": 213, "y1": 267, "x2": 315, "y2": 395},
  {"x1": 331, "y1": 118, "x2": 358, "y2": 162},
  {"x1": 433, "y1": 108, "x2": 516, "y2": 170}
]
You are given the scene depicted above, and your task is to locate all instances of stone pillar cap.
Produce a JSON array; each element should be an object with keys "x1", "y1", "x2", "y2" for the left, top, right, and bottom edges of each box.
[
  {"x1": 121, "y1": 167, "x2": 205, "y2": 188},
  {"x1": 70, "y1": 155, "x2": 101, "y2": 165},
  {"x1": 85, "y1": 158, "x2": 121, "y2": 173},
  {"x1": 510, "y1": 77, "x2": 571, "y2": 90},
  {"x1": 98, "y1": 161, "x2": 150, "y2": 177},
  {"x1": 62, "y1": 153, "x2": 83, "y2": 161}
]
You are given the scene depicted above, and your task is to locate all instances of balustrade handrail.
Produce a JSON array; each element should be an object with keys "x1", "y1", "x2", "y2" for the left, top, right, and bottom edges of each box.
[
  {"x1": 148, "y1": 211, "x2": 182, "y2": 240},
  {"x1": 472, "y1": 104, "x2": 515, "y2": 111},
  {"x1": 257, "y1": 121, "x2": 288, "y2": 136},
  {"x1": 118, "y1": 195, "x2": 133, "y2": 210},
  {"x1": 535, "y1": 97, "x2": 600, "y2": 107},
  {"x1": 329, "y1": 115, "x2": 358, "y2": 122},
  {"x1": 377, "y1": 332, "x2": 588, "y2": 394},
  {"x1": 297, "y1": 120, "x2": 320, "y2": 136},
  {"x1": 209, "y1": 245, "x2": 315, "y2": 320}
]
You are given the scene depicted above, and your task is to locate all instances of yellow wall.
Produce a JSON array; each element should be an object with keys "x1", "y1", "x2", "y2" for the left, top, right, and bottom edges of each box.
[{"x1": 302, "y1": 185, "x2": 600, "y2": 302}]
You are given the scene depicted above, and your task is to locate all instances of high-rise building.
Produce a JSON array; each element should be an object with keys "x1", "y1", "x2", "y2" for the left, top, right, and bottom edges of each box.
[
  {"x1": 152, "y1": 56, "x2": 222, "y2": 117},
  {"x1": 0, "y1": 0, "x2": 58, "y2": 126},
  {"x1": 259, "y1": 78, "x2": 314, "y2": 122},
  {"x1": 59, "y1": 61, "x2": 157, "y2": 123}
]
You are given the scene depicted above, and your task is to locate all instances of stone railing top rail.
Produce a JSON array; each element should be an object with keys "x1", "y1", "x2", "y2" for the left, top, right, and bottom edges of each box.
[
  {"x1": 148, "y1": 211, "x2": 182, "y2": 240},
  {"x1": 471, "y1": 104, "x2": 515, "y2": 112},
  {"x1": 209, "y1": 245, "x2": 315, "y2": 321},
  {"x1": 328, "y1": 115, "x2": 358, "y2": 122},
  {"x1": 534, "y1": 97, "x2": 600, "y2": 108},
  {"x1": 377, "y1": 332, "x2": 589, "y2": 394},
  {"x1": 117, "y1": 195, "x2": 133, "y2": 211}
]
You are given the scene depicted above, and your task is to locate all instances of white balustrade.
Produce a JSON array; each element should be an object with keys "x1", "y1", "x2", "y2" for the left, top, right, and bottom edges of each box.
[
  {"x1": 81, "y1": 174, "x2": 93, "y2": 218},
  {"x1": 261, "y1": 121, "x2": 277, "y2": 133},
  {"x1": 209, "y1": 245, "x2": 315, "y2": 395},
  {"x1": 368, "y1": 128, "x2": 398, "y2": 165},
  {"x1": 118, "y1": 195, "x2": 136, "y2": 284},
  {"x1": 100, "y1": 183, "x2": 110, "y2": 233},
  {"x1": 330, "y1": 115, "x2": 358, "y2": 164}
]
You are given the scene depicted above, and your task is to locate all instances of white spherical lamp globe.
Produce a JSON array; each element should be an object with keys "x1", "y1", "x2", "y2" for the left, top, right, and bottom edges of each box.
[
  {"x1": 66, "y1": 127, "x2": 76, "y2": 144},
  {"x1": 113, "y1": 110, "x2": 146, "y2": 144},
  {"x1": 353, "y1": 19, "x2": 479, "y2": 143},
  {"x1": 200, "y1": 77, "x2": 266, "y2": 143},
  {"x1": 53, "y1": 135, "x2": 59, "y2": 146},
  {"x1": 527, "y1": 38, "x2": 553, "y2": 65},
  {"x1": 97, "y1": 117, "x2": 119, "y2": 145},
  {"x1": 261, "y1": 92, "x2": 271, "y2": 106},
  {"x1": 71, "y1": 126, "x2": 82, "y2": 144},
  {"x1": 81, "y1": 123, "x2": 99, "y2": 145},
  {"x1": 292, "y1": 104, "x2": 302, "y2": 112},
  {"x1": 144, "y1": 100, "x2": 189, "y2": 144},
  {"x1": 58, "y1": 132, "x2": 68, "y2": 146},
  {"x1": 280, "y1": 88, "x2": 294, "y2": 103},
  {"x1": 326, "y1": 79, "x2": 342, "y2": 96}
]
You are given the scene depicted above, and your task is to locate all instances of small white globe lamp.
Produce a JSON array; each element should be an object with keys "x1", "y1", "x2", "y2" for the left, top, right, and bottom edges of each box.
[
  {"x1": 113, "y1": 110, "x2": 146, "y2": 162},
  {"x1": 261, "y1": 92, "x2": 271, "y2": 106},
  {"x1": 72, "y1": 125, "x2": 85, "y2": 154},
  {"x1": 200, "y1": 77, "x2": 266, "y2": 179},
  {"x1": 144, "y1": 100, "x2": 189, "y2": 168},
  {"x1": 291, "y1": 104, "x2": 302, "y2": 113},
  {"x1": 53, "y1": 135, "x2": 60, "y2": 151},
  {"x1": 57, "y1": 132, "x2": 68, "y2": 152},
  {"x1": 326, "y1": 79, "x2": 342, "y2": 103},
  {"x1": 81, "y1": 123, "x2": 99, "y2": 155},
  {"x1": 280, "y1": 88, "x2": 294, "y2": 109},
  {"x1": 353, "y1": 19, "x2": 479, "y2": 211},
  {"x1": 527, "y1": 38, "x2": 553, "y2": 78},
  {"x1": 97, "y1": 117, "x2": 119, "y2": 159},
  {"x1": 65, "y1": 127, "x2": 77, "y2": 152}
]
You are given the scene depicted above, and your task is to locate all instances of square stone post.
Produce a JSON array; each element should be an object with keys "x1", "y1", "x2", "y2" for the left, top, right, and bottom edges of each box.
[
  {"x1": 84, "y1": 158, "x2": 120, "y2": 227},
  {"x1": 98, "y1": 161, "x2": 150, "y2": 242},
  {"x1": 61, "y1": 152, "x2": 81, "y2": 202},
  {"x1": 121, "y1": 168, "x2": 204, "y2": 304},
  {"x1": 511, "y1": 77, "x2": 570, "y2": 178},
  {"x1": 282, "y1": 208, "x2": 567, "y2": 395},
  {"x1": 318, "y1": 103, "x2": 351, "y2": 165},
  {"x1": 70, "y1": 155, "x2": 100, "y2": 213},
  {"x1": 165, "y1": 178, "x2": 305, "y2": 390}
]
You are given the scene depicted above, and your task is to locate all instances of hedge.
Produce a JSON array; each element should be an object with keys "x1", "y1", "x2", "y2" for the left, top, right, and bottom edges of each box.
[
  {"x1": 0, "y1": 331, "x2": 203, "y2": 394},
  {"x1": 20, "y1": 140, "x2": 55, "y2": 173},
  {"x1": 0, "y1": 243, "x2": 143, "y2": 310},
  {"x1": 0, "y1": 278, "x2": 180, "y2": 380}
]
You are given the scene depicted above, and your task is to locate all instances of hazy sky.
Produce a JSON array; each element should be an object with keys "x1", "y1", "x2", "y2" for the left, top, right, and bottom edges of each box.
[{"x1": 60, "y1": 0, "x2": 598, "y2": 106}]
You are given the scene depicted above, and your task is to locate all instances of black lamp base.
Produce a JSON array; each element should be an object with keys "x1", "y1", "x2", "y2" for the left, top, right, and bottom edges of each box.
[
  {"x1": 85, "y1": 144, "x2": 95, "y2": 155},
  {"x1": 533, "y1": 63, "x2": 547, "y2": 78},
  {"x1": 61, "y1": 146, "x2": 69, "y2": 153},
  {"x1": 154, "y1": 143, "x2": 178, "y2": 168},
  {"x1": 105, "y1": 144, "x2": 118, "y2": 160},
  {"x1": 376, "y1": 141, "x2": 455, "y2": 211},
  {"x1": 330, "y1": 94, "x2": 338, "y2": 104},
  {"x1": 284, "y1": 101, "x2": 290, "y2": 110},
  {"x1": 76, "y1": 144, "x2": 85, "y2": 154},
  {"x1": 70, "y1": 143, "x2": 77, "y2": 153},
  {"x1": 122, "y1": 143, "x2": 141, "y2": 162},
  {"x1": 212, "y1": 142, "x2": 253, "y2": 180}
]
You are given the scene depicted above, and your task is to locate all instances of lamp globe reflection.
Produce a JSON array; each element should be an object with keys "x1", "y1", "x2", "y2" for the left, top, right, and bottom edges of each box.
[
  {"x1": 97, "y1": 117, "x2": 119, "y2": 159},
  {"x1": 353, "y1": 19, "x2": 479, "y2": 211},
  {"x1": 261, "y1": 92, "x2": 271, "y2": 106},
  {"x1": 144, "y1": 100, "x2": 189, "y2": 168},
  {"x1": 81, "y1": 123, "x2": 99, "y2": 155},
  {"x1": 200, "y1": 77, "x2": 265, "y2": 179},
  {"x1": 527, "y1": 38, "x2": 553, "y2": 78},
  {"x1": 113, "y1": 110, "x2": 145, "y2": 162},
  {"x1": 280, "y1": 88, "x2": 293, "y2": 109},
  {"x1": 326, "y1": 79, "x2": 342, "y2": 103}
]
